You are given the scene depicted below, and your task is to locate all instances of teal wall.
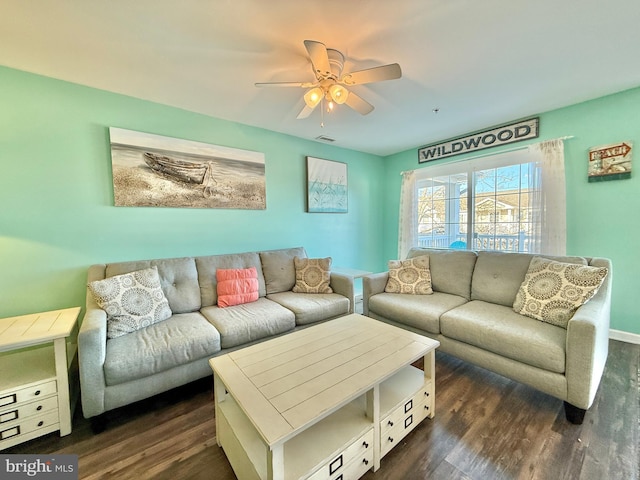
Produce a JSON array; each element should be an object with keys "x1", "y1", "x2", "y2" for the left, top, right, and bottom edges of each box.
[
  {"x1": 382, "y1": 86, "x2": 640, "y2": 335},
  {"x1": 0, "y1": 66, "x2": 384, "y2": 319},
  {"x1": 1, "y1": 65, "x2": 638, "y2": 336}
]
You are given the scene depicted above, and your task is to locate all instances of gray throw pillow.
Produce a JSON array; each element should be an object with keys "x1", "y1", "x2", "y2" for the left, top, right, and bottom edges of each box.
[{"x1": 88, "y1": 266, "x2": 172, "y2": 338}]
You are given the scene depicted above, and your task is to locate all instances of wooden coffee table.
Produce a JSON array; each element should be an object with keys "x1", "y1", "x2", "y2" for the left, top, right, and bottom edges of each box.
[{"x1": 209, "y1": 313, "x2": 439, "y2": 480}]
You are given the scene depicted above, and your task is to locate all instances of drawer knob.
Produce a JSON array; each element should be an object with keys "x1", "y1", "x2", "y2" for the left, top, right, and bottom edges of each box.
[
  {"x1": 424, "y1": 405, "x2": 429, "y2": 410},
  {"x1": 388, "y1": 420, "x2": 394, "y2": 427},
  {"x1": 424, "y1": 391, "x2": 429, "y2": 396},
  {"x1": 35, "y1": 390, "x2": 41, "y2": 396},
  {"x1": 362, "y1": 441, "x2": 369, "y2": 448},
  {"x1": 37, "y1": 405, "x2": 43, "y2": 411},
  {"x1": 388, "y1": 436, "x2": 394, "y2": 443},
  {"x1": 38, "y1": 421, "x2": 44, "y2": 427},
  {"x1": 363, "y1": 459, "x2": 369, "y2": 466}
]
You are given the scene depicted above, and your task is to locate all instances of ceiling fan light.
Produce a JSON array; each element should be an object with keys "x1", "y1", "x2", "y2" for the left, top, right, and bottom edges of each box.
[
  {"x1": 329, "y1": 84, "x2": 349, "y2": 104},
  {"x1": 304, "y1": 87, "x2": 323, "y2": 108}
]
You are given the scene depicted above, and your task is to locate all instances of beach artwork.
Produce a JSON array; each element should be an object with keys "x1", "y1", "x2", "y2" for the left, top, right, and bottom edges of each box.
[
  {"x1": 588, "y1": 141, "x2": 632, "y2": 182},
  {"x1": 109, "y1": 128, "x2": 266, "y2": 209},
  {"x1": 306, "y1": 157, "x2": 348, "y2": 213}
]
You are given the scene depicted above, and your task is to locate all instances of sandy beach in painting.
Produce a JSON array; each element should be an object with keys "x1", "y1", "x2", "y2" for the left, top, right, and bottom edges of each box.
[
  {"x1": 112, "y1": 164, "x2": 265, "y2": 209},
  {"x1": 109, "y1": 128, "x2": 266, "y2": 209},
  {"x1": 111, "y1": 145, "x2": 266, "y2": 210}
]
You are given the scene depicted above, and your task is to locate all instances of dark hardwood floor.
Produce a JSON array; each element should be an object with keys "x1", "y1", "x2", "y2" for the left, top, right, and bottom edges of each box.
[{"x1": 6, "y1": 340, "x2": 639, "y2": 480}]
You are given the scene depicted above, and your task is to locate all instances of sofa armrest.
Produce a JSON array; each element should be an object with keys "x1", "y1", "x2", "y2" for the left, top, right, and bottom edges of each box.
[
  {"x1": 79, "y1": 264, "x2": 109, "y2": 419},
  {"x1": 330, "y1": 272, "x2": 355, "y2": 314},
  {"x1": 78, "y1": 306, "x2": 108, "y2": 418},
  {"x1": 565, "y1": 257, "x2": 612, "y2": 409},
  {"x1": 363, "y1": 272, "x2": 389, "y2": 316}
]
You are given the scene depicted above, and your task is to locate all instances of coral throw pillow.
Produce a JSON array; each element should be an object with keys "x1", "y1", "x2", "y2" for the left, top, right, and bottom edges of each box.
[
  {"x1": 385, "y1": 255, "x2": 433, "y2": 295},
  {"x1": 217, "y1": 267, "x2": 260, "y2": 308}
]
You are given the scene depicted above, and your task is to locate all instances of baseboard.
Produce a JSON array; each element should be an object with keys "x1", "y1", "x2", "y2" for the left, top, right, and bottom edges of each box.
[{"x1": 609, "y1": 329, "x2": 640, "y2": 345}]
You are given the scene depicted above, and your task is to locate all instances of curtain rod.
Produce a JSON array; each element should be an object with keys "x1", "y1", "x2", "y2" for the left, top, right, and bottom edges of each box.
[{"x1": 401, "y1": 135, "x2": 575, "y2": 175}]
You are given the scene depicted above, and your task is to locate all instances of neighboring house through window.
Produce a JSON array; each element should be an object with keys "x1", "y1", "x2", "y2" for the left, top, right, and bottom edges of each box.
[{"x1": 409, "y1": 140, "x2": 566, "y2": 255}]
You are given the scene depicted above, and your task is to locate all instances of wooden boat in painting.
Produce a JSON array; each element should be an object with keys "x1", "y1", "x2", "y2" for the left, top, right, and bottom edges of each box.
[{"x1": 143, "y1": 152, "x2": 208, "y2": 184}]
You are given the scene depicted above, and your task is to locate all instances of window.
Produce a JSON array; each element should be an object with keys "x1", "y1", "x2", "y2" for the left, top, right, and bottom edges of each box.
[{"x1": 415, "y1": 150, "x2": 541, "y2": 253}]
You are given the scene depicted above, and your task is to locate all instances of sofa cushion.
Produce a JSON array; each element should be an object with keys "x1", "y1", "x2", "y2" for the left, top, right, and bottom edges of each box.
[
  {"x1": 385, "y1": 255, "x2": 433, "y2": 295},
  {"x1": 216, "y1": 267, "x2": 260, "y2": 308},
  {"x1": 368, "y1": 292, "x2": 467, "y2": 334},
  {"x1": 88, "y1": 266, "x2": 173, "y2": 339},
  {"x1": 260, "y1": 247, "x2": 307, "y2": 294},
  {"x1": 513, "y1": 257, "x2": 608, "y2": 328},
  {"x1": 471, "y1": 251, "x2": 588, "y2": 307},
  {"x1": 407, "y1": 248, "x2": 477, "y2": 300},
  {"x1": 292, "y1": 257, "x2": 333, "y2": 293},
  {"x1": 104, "y1": 312, "x2": 221, "y2": 386},
  {"x1": 201, "y1": 298, "x2": 295, "y2": 348},
  {"x1": 196, "y1": 252, "x2": 266, "y2": 307},
  {"x1": 105, "y1": 257, "x2": 201, "y2": 314},
  {"x1": 267, "y1": 291, "x2": 349, "y2": 325},
  {"x1": 440, "y1": 300, "x2": 567, "y2": 373}
]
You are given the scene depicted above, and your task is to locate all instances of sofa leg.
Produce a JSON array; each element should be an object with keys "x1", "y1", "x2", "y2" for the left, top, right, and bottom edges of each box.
[
  {"x1": 89, "y1": 414, "x2": 108, "y2": 434},
  {"x1": 564, "y1": 401, "x2": 587, "y2": 424}
]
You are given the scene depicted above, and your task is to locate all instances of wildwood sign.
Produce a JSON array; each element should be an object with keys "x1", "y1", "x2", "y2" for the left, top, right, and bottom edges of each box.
[{"x1": 418, "y1": 117, "x2": 540, "y2": 163}]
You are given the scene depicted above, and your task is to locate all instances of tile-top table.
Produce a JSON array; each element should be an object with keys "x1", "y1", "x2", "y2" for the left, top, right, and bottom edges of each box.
[
  {"x1": 209, "y1": 313, "x2": 439, "y2": 480},
  {"x1": 0, "y1": 307, "x2": 81, "y2": 450}
]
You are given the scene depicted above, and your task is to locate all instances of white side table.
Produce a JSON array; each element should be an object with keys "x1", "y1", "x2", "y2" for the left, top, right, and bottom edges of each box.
[
  {"x1": 332, "y1": 267, "x2": 373, "y2": 313},
  {"x1": 0, "y1": 307, "x2": 81, "y2": 450}
]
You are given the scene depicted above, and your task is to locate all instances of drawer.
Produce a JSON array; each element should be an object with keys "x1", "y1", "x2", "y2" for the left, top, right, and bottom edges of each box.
[
  {"x1": 332, "y1": 446, "x2": 374, "y2": 480},
  {"x1": 0, "y1": 410, "x2": 59, "y2": 444},
  {"x1": 308, "y1": 429, "x2": 374, "y2": 480},
  {"x1": 0, "y1": 397, "x2": 58, "y2": 425},
  {"x1": 0, "y1": 380, "x2": 57, "y2": 409},
  {"x1": 380, "y1": 382, "x2": 432, "y2": 436},
  {"x1": 380, "y1": 398, "x2": 432, "y2": 458},
  {"x1": 380, "y1": 403, "x2": 406, "y2": 436}
]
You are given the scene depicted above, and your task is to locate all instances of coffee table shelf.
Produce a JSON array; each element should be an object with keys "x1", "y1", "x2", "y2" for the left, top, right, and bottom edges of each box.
[
  {"x1": 217, "y1": 393, "x2": 373, "y2": 480},
  {"x1": 216, "y1": 394, "x2": 268, "y2": 480},
  {"x1": 210, "y1": 314, "x2": 439, "y2": 480},
  {"x1": 284, "y1": 399, "x2": 372, "y2": 480}
]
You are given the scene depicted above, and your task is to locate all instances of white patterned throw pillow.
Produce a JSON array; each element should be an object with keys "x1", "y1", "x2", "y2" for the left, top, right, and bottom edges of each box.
[
  {"x1": 385, "y1": 255, "x2": 433, "y2": 295},
  {"x1": 513, "y1": 257, "x2": 608, "y2": 328},
  {"x1": 292, "y1": 257, "x2": 333, "y2": 293},
  {"x1": 88, "y1": 266, "x2": 173, "y2": 338}
]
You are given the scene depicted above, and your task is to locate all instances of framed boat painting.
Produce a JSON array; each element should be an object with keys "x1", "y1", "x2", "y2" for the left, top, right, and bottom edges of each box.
[
  {"x1": 306, "y1": 156, "x2": 348, "y2": 213},
  {"x1": 109, "y1": 127, "x2": 266, "y2": 209}
]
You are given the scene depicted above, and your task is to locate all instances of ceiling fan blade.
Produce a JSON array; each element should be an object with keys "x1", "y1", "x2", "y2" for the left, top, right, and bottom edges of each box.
[
  {"x1": 340, "y1": 63, "x2": 402, "y2": 86},
  {"x1": 255, "y1": 81, "x2": 316, "y2": 88},
  {"x1": 304, "y1": 40, "x2": 332, "y2": 79},
  {"x1": 345, "y1": 92, "x2": 375, "y2": 115},
  {"x1": 296, "y1": 103, "x2": 318, "y2": 119}
]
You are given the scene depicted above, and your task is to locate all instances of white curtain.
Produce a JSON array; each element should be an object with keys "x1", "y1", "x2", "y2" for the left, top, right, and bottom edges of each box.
[
  {"x1": 529, "y1": 139, "x2": 567, "y2": 255},
  {"x1": 398, "y1": 170, "x2": 417, "y2": 259}
]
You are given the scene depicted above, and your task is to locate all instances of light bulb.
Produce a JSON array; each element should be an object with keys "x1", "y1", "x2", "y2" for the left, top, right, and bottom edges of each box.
[
  {"x1": 303, "y1": 87, "x2": 323, "y2": 108},
  {"x1": 329, "y1": 84, "x2": 349, "y2": 104}
]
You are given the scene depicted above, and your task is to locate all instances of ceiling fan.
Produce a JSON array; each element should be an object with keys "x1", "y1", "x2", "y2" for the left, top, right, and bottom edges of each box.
[{"x1": 256, "y1": 40, "x2": 402, "y2": 119}]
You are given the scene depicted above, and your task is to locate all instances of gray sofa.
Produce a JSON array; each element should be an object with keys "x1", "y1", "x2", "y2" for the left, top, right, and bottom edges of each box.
[
  {"x1": 363, "y1": 247, "x2": 612, "y2": 424},
  {"x1": 79, "y1": 247, "x2": 353, "y2": 420}
]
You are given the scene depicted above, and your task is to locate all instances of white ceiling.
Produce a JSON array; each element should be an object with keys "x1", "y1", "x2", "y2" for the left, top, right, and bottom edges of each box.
[{"x1": 2, "y1": 0, "x2": 640, "y2": 156}]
